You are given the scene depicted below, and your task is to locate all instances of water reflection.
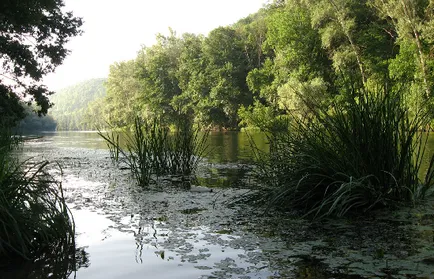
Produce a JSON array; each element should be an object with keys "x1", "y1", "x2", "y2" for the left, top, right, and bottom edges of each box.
[
  {"x1": 12, "y1": 131, "x2": 434, "y2": 279},
  {"x1": 69, "y1": 208, "x2": 277, "y2": 279},
  {"x1": 196, "y1": 164, "x2": 252, "y2": 188},
  {"x1": 30, "y1": 131, "x2": 269, "y2": 163},
  {"x1": 40, "y1": 131, "x2": 109, "y2": 150},
  {"x1": 0, "y1": 236, "x2": 89, "y2": 279},
  {"x1": 206, "y1": 131, "x2": 268, "y2": 163}
]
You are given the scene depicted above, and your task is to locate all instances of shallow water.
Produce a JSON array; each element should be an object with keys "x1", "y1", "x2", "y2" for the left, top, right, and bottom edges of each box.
[
  {"x1": 11, "y1": 131, "x2": 434, "y2": 278},
  {"x1": 18, "y1": 131, "x2": 283, "y2": 279}
]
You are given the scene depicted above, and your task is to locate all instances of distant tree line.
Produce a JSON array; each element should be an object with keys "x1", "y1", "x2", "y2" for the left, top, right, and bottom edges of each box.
[{"x1": 16, "y1": 105, "x2": 57, "y2": 133}]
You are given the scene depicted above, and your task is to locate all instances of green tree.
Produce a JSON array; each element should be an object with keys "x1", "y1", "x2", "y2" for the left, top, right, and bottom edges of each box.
[
  {"x1": 83, "y1": 98, "x2": 108, "y2": 130},
  {"x1": 202, "y1": 26, "x2": 253, "y2": 128},
  {"x1": 303, "y1": 0, "x2": 396, "y2": 87},
  {"x1": 306, "y1": 0, "x2": 367, "y2": 83},
  {"x1": 0, "y1": 0, "x2": 82, "y2": 126},
  {"x1": 369, "y1": 0, "x2": 434, "y2": 100},
  {"x1": 105, "y1": 61, "x2": 141, "y2": 128},
  {"x1": 242, "y1": 1, "x2": 333, "y2": 124},
  {"x1": 50, "y1": 78, "x2": 106, "y2": 130},
  {"x1": 268, "y1": 1, "x2": 332, "y2": 106},
  {"x1": 233, "y1": 10, "x2": 268, "y2": 69},
  {"x1": 135, "y1": 30, "x2": 182, "y2": 124},
  {"x1": 172, "y1": 33, "x2": 208, "y2": 119}
]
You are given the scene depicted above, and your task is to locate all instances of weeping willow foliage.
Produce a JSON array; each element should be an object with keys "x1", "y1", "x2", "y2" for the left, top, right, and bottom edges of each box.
[{"x1": 253, "y1": 85, "x2": 434, "y2": 218}]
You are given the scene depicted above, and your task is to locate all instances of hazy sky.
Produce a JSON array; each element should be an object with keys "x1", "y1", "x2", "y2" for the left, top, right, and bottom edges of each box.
[{"x1": 43, "y1": 0, "x2": 268, "y2": 90}]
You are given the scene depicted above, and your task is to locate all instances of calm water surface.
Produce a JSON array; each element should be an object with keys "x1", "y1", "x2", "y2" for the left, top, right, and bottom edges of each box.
[
  {"x1": 21, "y1": 131, "x2": 283, "y2": 279},
  {"x1": 14, "y1": 131, "x2": 434, "y2": 279}
]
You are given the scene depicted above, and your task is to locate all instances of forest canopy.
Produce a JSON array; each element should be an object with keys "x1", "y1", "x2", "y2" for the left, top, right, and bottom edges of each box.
[{"x1": 52, "y1": 0, "x2": 434, "y2": 131}]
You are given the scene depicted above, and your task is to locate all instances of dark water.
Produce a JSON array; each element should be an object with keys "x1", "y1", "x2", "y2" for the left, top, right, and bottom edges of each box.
[
  {"x1": 205, "y1": 131, "x2": 268, "y2": 163},
  {"x1": 37, "y1": 130, "x2": 268, "y2": 162},
  {"x1": 6, "y1": 131, "x2": 434, "y2": 279}
]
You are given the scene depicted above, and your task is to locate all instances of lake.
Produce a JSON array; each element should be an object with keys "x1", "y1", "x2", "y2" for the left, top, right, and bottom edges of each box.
[{"x1": 7, "y1": 131, "x2": 434, "y2": 278}]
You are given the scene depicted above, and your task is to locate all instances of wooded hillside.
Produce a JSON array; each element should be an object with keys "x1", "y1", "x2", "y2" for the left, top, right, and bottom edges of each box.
[{"x1": 49, "y1": 78, "x2": 106, "y2": 130}]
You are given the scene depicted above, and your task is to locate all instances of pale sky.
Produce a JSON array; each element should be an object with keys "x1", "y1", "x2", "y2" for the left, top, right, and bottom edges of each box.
[{"x1": 44, "y1": 0, "x2": 268, "y2": 90}]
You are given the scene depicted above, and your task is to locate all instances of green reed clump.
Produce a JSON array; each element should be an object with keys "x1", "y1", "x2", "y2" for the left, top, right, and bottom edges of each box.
[
  {"x1": 168, "y1": 119, "x2": 209, "y2": 176},
  {"x1": 127, "y1": 119, "x2": 155, "y2": 186},
  {"x1": 99, "y1": 118, "x2": 154, "y2": 186},
  {"x1": 99, "y1": 117, "x2": 208, "y2": 187},
  {"x1": 0, "y1": 128, "x2": 75, "y2": 261},
  {"x1": 254, "y1": 86, "x2": 434, "y2": 218}
]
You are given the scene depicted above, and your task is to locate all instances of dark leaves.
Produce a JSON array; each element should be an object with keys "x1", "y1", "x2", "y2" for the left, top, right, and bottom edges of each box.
[{"x1": 0, "y1": 0, "x2": 82, "y2": 120}]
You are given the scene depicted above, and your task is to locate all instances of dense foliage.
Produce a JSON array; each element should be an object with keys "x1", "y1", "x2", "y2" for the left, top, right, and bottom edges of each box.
[
  {"x1": 97, "y1": 23, "x2": 264, "y2": 129},
  {"x1": 57, "y1": 0, "x2": 424, "y2": 131},
  {"x1": 0, "y1": 0, "x2": 82, "y2": 127}
]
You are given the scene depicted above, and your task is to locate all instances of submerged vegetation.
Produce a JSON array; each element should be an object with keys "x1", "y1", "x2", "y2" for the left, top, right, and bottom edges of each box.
[
  {"x1": 98, "y1": 117, "x2": 208, "y2": 187},
  {"x1": 0, "y1": 126, "x2": 75, "y2": 263}
]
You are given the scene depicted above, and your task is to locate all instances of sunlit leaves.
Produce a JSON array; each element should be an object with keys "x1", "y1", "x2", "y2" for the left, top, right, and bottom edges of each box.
[
  {"x1": 277, "y1": 77, "x2": 328, "y2": 116},
  {"x1": 369, "y1": 0, "x2": 434, "y2": 98}
]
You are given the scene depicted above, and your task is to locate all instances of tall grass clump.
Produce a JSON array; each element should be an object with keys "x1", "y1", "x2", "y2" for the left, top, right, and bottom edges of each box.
[
  {"x1": 0, "y1": 127, "x2": 75, "y2": 262},
  {"x1": 98, "y1": 118, "x2": 156, "y2": 186},
  {"x1": 168, "y1": 118, "x2": 209, "y2": 176},
  {"x1": 98, "y1": 117, "x2": 208, "y2": 187},
  {"x1": 254, "y1": 85, "x2": 434, "y2": 218}
]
